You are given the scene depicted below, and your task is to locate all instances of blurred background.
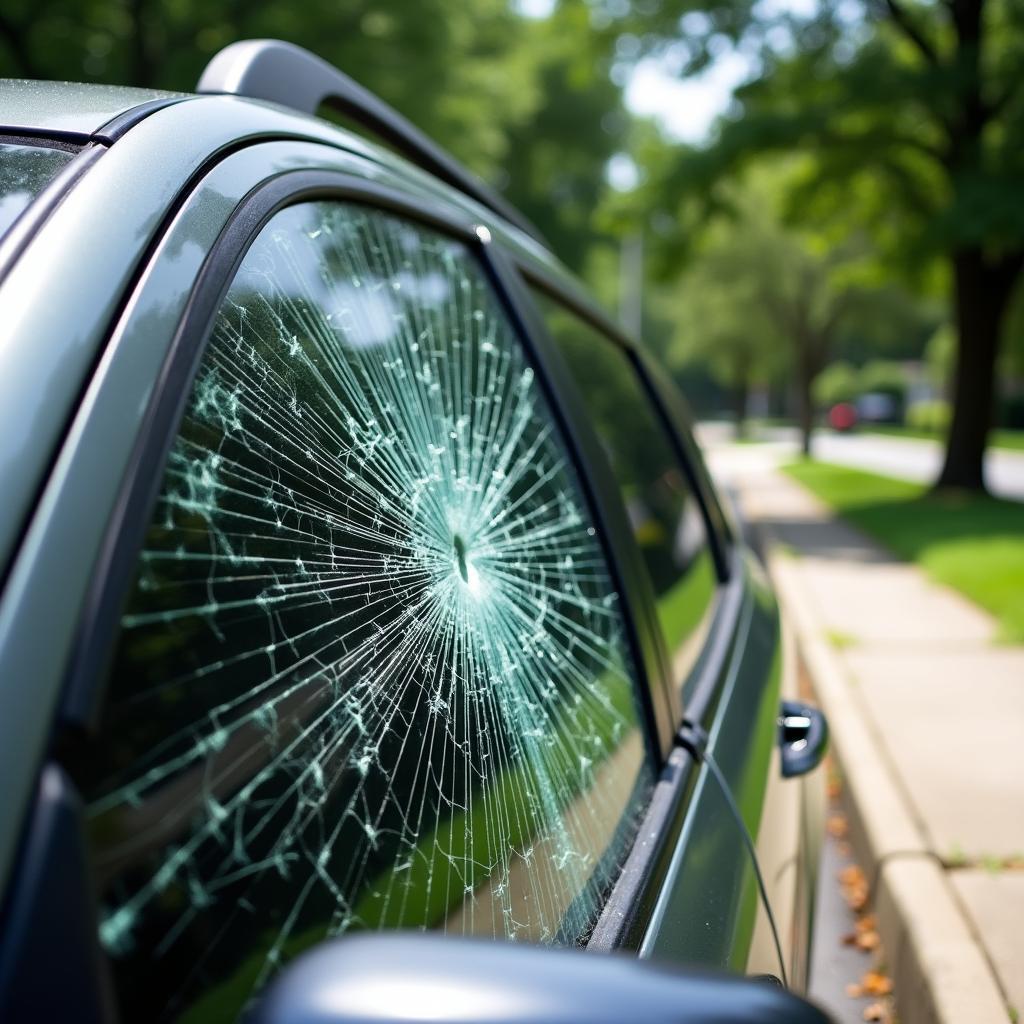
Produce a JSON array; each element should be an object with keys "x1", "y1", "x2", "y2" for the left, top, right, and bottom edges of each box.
[
  {"x1": 2, "y1": 4, "x2": 1021, "y2": 1019},
  {"x1": 2, "y1": 0, "x2": 1021, "y2": 494}
]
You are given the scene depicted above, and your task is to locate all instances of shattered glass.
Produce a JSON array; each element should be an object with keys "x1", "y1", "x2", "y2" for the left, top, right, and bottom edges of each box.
[
  {"x1": 531, "y1": 292, "x2": 717, "y2": 689},
  {"x1": 77, "y1": 202, "x2": 654, "y2": 1021},
  {"x1": 0, "y1": 141, "x2": 76, "y2": 239}
]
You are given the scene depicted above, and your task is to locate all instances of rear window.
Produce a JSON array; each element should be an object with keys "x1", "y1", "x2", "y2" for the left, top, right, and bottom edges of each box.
[{"x1": 0, "y1": 140, "x2": 76, "y2": 239}]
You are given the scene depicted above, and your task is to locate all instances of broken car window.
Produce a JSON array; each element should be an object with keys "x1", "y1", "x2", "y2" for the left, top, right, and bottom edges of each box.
[
  {"x1": 0, "y1": 141, "x2": 76, "y2": 239},
  {"x1": 75, "y1": 202, "x2": 655, "y2": 1022}
]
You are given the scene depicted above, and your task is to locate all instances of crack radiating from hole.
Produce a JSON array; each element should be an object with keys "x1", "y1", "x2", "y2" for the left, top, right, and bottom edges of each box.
[{"x1": 78, "y1": 201, "x2": 654, "y2": 1023}]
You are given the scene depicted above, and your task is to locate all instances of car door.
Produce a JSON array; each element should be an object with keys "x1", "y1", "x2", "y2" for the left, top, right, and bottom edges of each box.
[
  {"x1": 1, "y1": 137, "x2": 688, "y2": 1020},
  {"x1": 0, "y1": 132, "x2": 790, "y2": 1024}
]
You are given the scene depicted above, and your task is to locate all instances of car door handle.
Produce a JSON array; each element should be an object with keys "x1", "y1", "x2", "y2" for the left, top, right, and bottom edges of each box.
[{"x1": 778, "y1": 700, "x2": 829, "y2": 778}]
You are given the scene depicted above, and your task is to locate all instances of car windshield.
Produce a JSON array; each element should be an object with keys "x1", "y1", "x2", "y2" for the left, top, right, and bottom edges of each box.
[{"x1": 0, "y1": 141, "x2": 77, "y2": 240}]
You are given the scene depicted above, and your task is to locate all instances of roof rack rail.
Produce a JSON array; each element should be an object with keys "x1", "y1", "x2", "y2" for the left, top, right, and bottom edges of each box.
[{"x1": 197, "y1": 39, "x2": 544, "y2": 244}]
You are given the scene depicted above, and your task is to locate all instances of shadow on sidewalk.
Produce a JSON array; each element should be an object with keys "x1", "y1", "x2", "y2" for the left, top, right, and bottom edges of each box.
[{"x1": 751, "y1": 514, "x2": 898, "y2": 565}]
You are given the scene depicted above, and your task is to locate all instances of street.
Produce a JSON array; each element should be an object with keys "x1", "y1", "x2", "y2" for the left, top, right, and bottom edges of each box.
[{"x1": 698, "y1": 423, "x2": 1024, "y2": 503}]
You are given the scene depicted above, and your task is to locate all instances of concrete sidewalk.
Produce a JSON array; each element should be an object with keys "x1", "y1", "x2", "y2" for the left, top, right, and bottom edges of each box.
[{"x1": 708, "y1": 444, "x2": 1024, "y2": 1024}]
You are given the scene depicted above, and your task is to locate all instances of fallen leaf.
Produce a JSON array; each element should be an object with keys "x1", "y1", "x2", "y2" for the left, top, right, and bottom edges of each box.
[
  {"x1": 828, "y1": 814, "x2": 849, "y2": 838},
  {"x1": 861, "y1": 971, "x2": 893, "y2": 996},
  {"x1": 846, "y1": 983, "x2": 863, "y2": 998},
  {"x1": 839, "y1": 865, "x2": 870, "y2": 912},
  {"x1": 863, "y1": 1001, "x2": 887, "y2": 1022},
  {"x1": 840, "y1": 865, "x2": 864, "y2": 886},
  {"x1": 856, "y1": 929, "x2": 881, "y2": 951}
]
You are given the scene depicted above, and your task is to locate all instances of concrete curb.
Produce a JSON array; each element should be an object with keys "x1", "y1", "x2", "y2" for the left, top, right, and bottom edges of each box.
[{"x1": 762, "y1": 542, "x2": 1010, "y2": 1024}]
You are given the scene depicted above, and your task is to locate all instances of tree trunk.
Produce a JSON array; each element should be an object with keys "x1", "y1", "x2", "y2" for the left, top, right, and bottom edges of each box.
[
  {"x1": 936, "y1": 248, "x2": 1020, "y2": 491},
  {"x1": 732, "y1": 359, "x2": 750, "y2": 440},
  {"x1": 128, "y1": 0, "x2": 154, "y2": 88},
  {"x1": 795, "y1": 353, "x2": 815, "y2": 457}
]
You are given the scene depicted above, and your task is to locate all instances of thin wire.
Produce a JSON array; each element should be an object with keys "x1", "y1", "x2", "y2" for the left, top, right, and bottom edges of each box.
[{"x1": 701, "y1": 746, "x2": 789, "y2": 989}]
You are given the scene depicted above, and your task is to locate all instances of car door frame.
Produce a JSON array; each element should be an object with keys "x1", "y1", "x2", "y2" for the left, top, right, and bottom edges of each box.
[{"x1": 497, "y1": 265, "x2": 807, "y2": 982}]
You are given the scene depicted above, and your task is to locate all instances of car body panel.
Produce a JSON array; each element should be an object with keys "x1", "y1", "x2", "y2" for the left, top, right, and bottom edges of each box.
[
  {"x1": 640, "y1": 551, "x2": 783, "y2": 974},
  {"x1": 0, "y1": 79, "x2": 183, "y2": 137}
]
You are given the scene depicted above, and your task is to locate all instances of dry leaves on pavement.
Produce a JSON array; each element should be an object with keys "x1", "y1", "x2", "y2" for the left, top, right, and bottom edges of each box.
[
  {"x1": 842, "y1": 912, "x2": 881, "y2": 952},
  {"x1": 822, "y1": 758, "x2": 895, "y2": 1023}
]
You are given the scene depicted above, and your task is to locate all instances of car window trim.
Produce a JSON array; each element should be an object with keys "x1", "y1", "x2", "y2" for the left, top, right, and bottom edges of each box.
[
  {"x1": 586, "y1": 745, "x2": 698, "y2": 951},
  {"x1": 492, "y1": 269, "x2": 756, "y2": 941},
  {"x1": 503, "y1": 268, "x2": 745, "y2": 696},
  {"x1": 58, "y1": 169, "x2": 678, "y2": 787},
  {"x1": 513, "y1": 264, "x2": 733, "y2": 582},
  {"x1": 587, "y1": 542, "x2": 751, "y2": 952}
]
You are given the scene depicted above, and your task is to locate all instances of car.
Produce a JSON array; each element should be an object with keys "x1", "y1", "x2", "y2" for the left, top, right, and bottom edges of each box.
[
  {"x1": 855, "y1": 392, "x2": 900, "y2": 425},
  {"x1": 0, "y1": 40, "x2": 830, "y2": 1023},
  {"x1": 828, "y1": 402, "x2": 858, "y2": 432}
]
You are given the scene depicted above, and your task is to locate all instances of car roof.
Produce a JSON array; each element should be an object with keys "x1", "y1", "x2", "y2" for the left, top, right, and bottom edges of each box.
[{"x1": 0, "y1": 78, "x2": 185, "y2": 137}]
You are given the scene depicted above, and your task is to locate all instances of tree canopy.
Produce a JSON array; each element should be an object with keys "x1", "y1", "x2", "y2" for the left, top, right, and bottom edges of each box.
[
  {"x1": 616, "y1": 0, "x2": 1024, "y2": 489},
  {"x1": 2, "y1": 0, "x2": 1022, "y2": 487}
]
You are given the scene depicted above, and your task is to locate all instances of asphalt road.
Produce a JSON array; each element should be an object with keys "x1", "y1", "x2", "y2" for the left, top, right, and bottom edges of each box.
[{"x1": 698, "y1": 423, "x2": 1024, "y2": 502}]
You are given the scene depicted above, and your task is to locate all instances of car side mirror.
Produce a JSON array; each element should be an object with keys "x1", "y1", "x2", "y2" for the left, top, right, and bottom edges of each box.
[
  {"x1": 779, "y1": 700, "x2": 829, "y2": 778},
  {"x1": 249, "y1": 933, "x2": 833, "y2": 1024}
]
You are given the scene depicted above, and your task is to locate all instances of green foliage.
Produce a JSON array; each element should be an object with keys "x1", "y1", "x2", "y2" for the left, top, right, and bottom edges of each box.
[
  {"x1": 0, "y1": 1, "x2": 532, "y2": 174},
  {"x1": 906, "y1": 399, "x2": 951, "y2": 433},
  {"x1": 784, "y1": 460, "x2": 1024, "y2": 643},
  {"x1": 500, "y1": 3, "x2": 625, "y2": 271},
  {"x1": 816, "y1": 358, "x2": 918, "y2": 412},
  {"x1": 813, "y1": 361, "x2": 859, "y2": 407},
  {"x1": 0, "y1": 0, "x2": 627, "y2": 275},
  {"x1": 999, "y1": 279, "x2": 1024, "y2": 378},
  {"x1": 925, "y1": 324, "x2": 956, "y2": 392},
  {"x1": 859, "y1": 359, "x2": 908, "y2": 405},
  {"x1": 627, "y1": 0, "x2": 1024, "y2": 486}
]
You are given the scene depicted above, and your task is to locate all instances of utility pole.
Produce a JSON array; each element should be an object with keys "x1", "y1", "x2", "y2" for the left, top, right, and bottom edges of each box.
[{"x1": 619, "y1": 231, "x2": 644, "y2": 341}]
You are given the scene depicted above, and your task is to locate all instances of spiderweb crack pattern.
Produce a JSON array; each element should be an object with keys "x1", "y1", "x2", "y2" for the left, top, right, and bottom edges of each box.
[{"x1": 83, "y1": 202, "x2": 652, "y2": 1020}]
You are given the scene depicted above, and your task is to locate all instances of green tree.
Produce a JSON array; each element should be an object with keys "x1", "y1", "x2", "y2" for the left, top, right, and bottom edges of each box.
[
  {"x1": 500, "y1": 2, "x2": 625, "y2": 271},
  {"x1": 624, "y1": 0, "x2": 1024, "y2": 491},
  {"x1": 658, "y1": 217, "x2": 785, "y2": 436},
  {"x1": 0, "y1": 0, "x2": 540, "y2": 179},
  {"x1": 634, "y1": 161, "x2": 868, "y2": 452},
  {"x1": 813, "y1": 361, "x2": 860, "y2": 407},
  {"x1": 0, "y1": 1, "x2": 633, "y2": 279}
]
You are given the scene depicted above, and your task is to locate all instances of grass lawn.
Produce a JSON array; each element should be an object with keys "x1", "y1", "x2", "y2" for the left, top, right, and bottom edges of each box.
[
  {"x1": 865, "y1": 424, "x2": 1024, "y2": 452},
  {"x1": 782, "y1": 460, "x2": 1024, "y2": 643}
]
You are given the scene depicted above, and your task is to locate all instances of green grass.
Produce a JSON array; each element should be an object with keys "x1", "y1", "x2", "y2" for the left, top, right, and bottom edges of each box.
[
  {"x1": 865, "y1": 424, "x2": 1024, "y2": 451},
  {"x1": 782, "y1": 461, "x2": 1024, "y2": 643},
  {"x1": 824, "y1": 629, "x2": 858, "y2": 650}
]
